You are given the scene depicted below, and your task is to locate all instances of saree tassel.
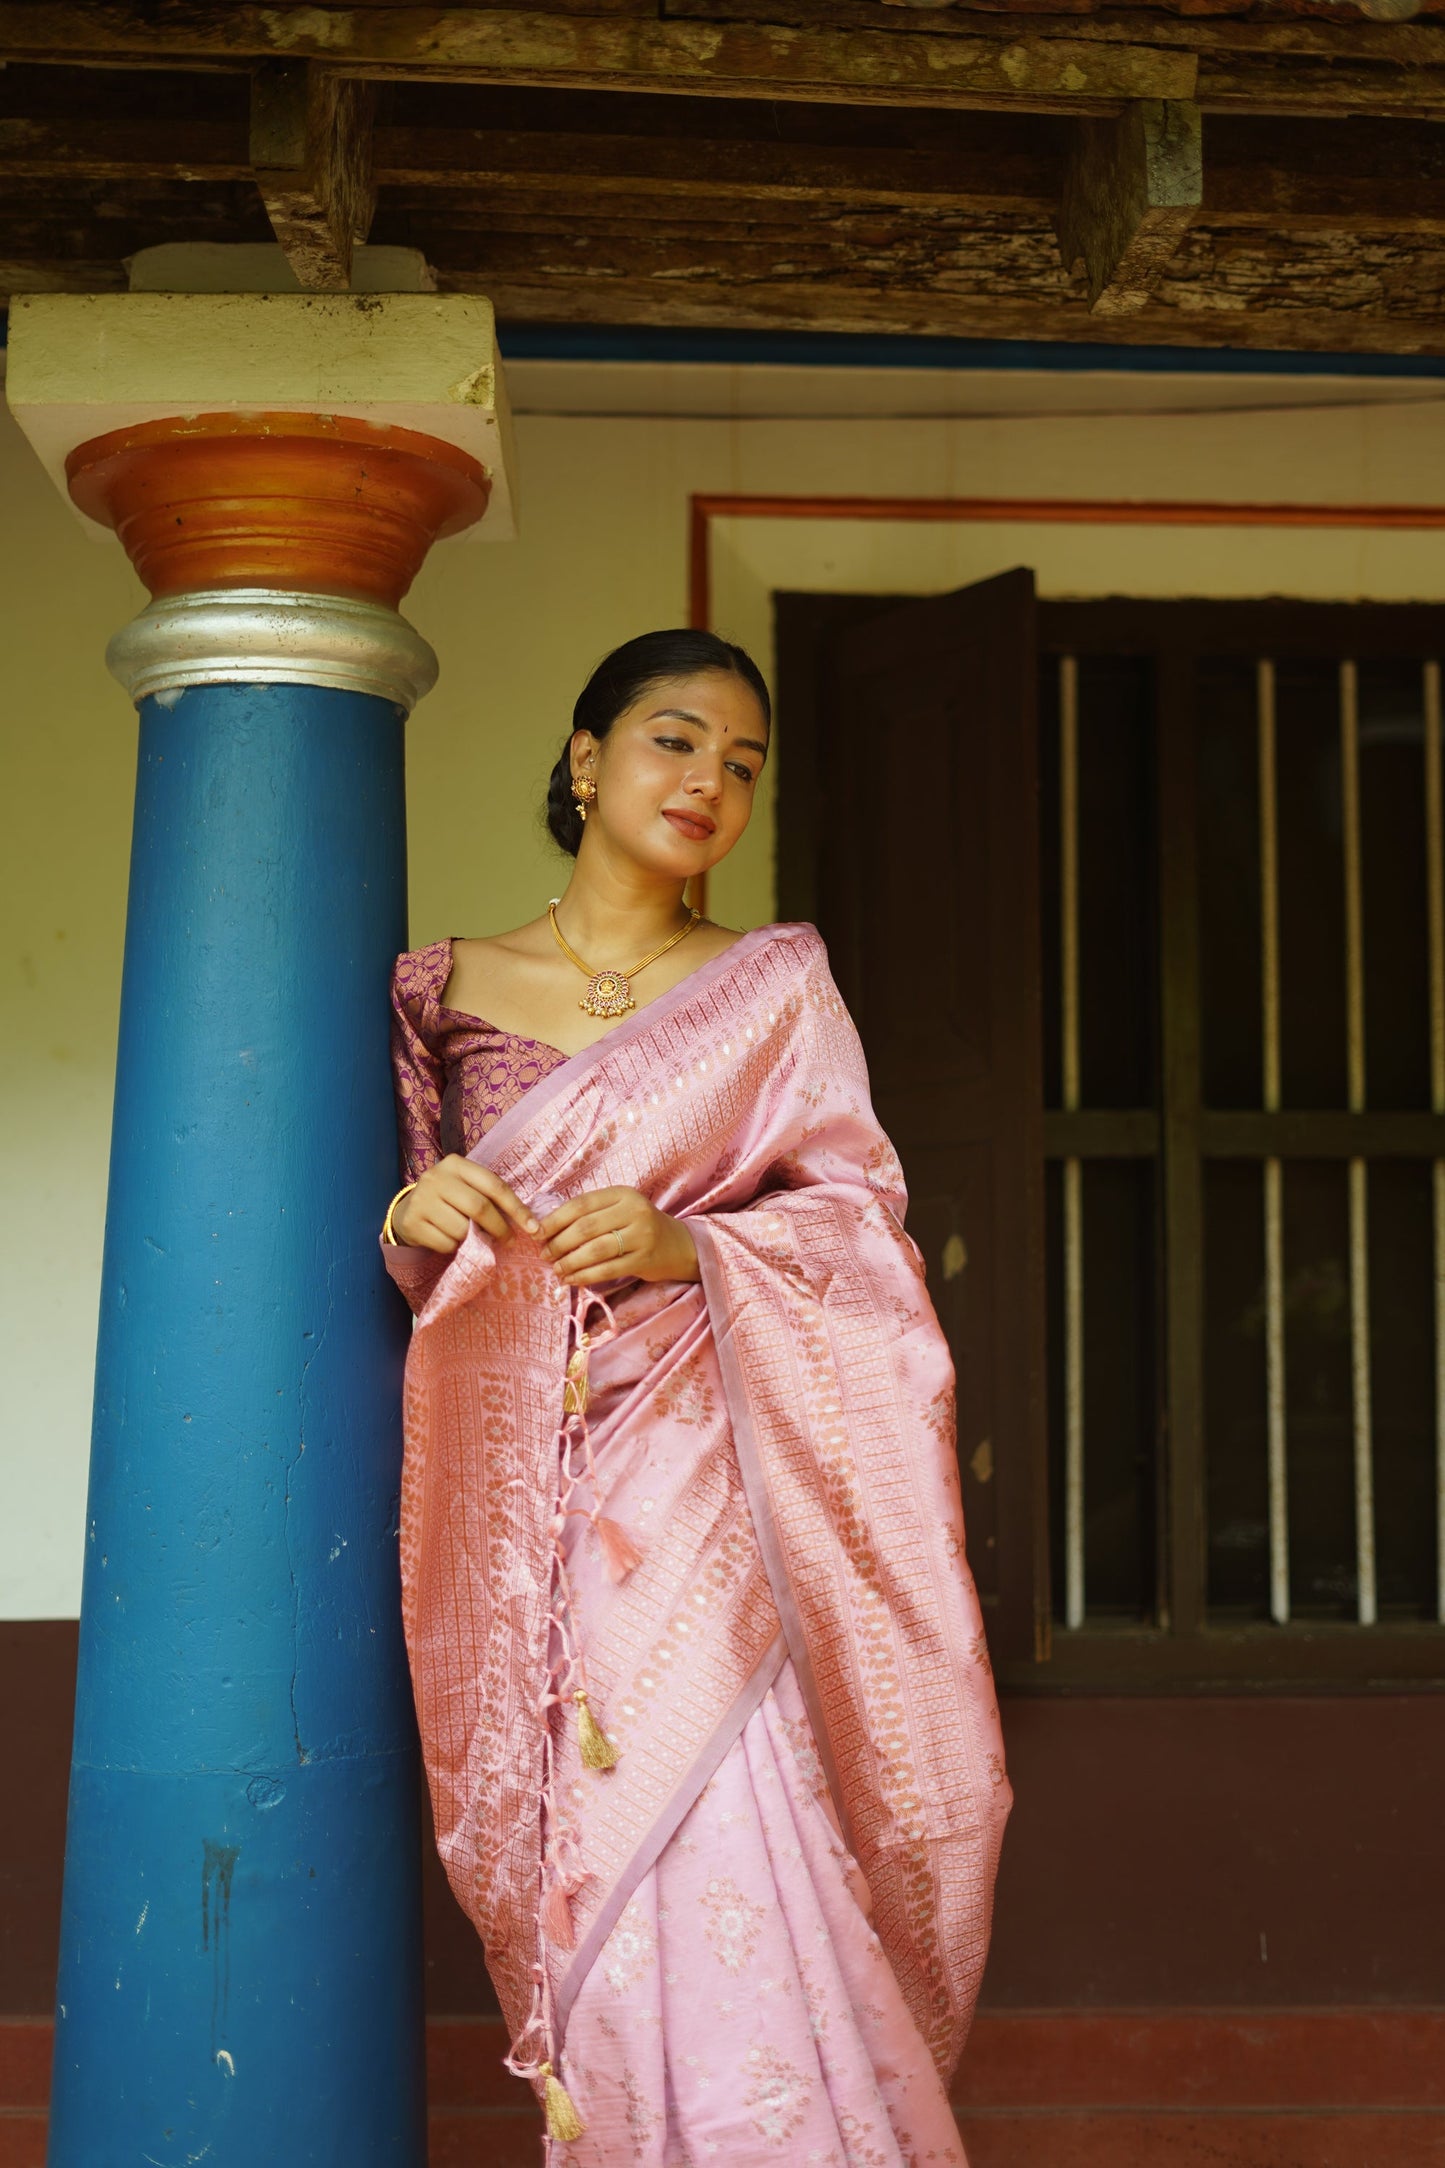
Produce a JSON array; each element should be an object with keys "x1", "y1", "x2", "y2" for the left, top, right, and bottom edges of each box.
[
  {"x1": 562, "y1": 1339, "x2": 590, "y2": 1417},
  {"x1": 540, "y1": 1877, "x2": 576, "y2": 1951},
  {"x1": 595, "y1": 1513, "x2": 644, "y2": 1583},
  {"x1": 573, "y1": 1689, "x2": 619, "y2": 1770},
  {"x1": 539, "y1": 2061, "x2": 586, "y2": 2142}
]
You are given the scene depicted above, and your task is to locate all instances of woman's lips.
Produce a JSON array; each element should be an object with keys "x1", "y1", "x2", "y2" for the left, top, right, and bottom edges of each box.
[{"x1": 663, "y1": 809, "x2": 716, "y2": 841}]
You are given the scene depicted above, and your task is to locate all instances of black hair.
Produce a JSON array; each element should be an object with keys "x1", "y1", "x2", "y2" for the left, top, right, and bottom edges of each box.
[{"x1": 544, "y1": 629, "x2": 771, "y2": 857}]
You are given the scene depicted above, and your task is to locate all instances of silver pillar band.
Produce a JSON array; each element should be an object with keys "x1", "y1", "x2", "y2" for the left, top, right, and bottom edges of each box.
[{"x1": 106, "y1": 588, "x2": 440, "y2": 713}]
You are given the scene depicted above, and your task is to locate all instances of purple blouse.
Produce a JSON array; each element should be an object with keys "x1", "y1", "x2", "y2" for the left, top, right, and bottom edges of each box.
[{"x1": 389, "y1": 938, "x2": 567, "y2": 1180}]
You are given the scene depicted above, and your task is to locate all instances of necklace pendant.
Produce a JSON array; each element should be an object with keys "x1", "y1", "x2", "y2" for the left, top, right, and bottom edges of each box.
[{"x1": 580, "y1": 971, "x2": 635, "y2": 1019}]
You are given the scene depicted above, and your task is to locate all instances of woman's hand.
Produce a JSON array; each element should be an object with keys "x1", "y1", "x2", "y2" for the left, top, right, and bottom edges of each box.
[
  {"x1": 390, "y1": 1154, "x2": 541, "y2": 1255},
  {"x1": 538, "y1": 1186, "x2": 699, "y2": 1287}
]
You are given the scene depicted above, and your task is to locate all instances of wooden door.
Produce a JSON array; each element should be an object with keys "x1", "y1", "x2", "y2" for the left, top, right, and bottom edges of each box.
[{"x1": 809, "y1": 570, "x2": 1050, "y2": 1664}]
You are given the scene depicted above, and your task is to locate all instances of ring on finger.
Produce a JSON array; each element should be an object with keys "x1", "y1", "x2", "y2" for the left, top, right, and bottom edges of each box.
[{"x1": 613, "y1": 1229, "x2": 625, "y2": 1260}]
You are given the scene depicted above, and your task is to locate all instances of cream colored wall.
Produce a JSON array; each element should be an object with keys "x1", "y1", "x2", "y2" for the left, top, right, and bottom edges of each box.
[
  {"x1": 7, "y1": 365, "x2": 1445, "y2": 1617},
  {"x1": 1, "y1": 396, "x2": 145, "y2": 1620}
]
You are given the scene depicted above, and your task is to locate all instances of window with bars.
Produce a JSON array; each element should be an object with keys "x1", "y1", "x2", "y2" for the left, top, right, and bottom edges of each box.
[{"x1": 1039, "y1": 601, "x2": 1445, "y2": 1684}]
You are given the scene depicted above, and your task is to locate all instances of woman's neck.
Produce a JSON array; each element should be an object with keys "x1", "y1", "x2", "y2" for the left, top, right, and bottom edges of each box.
[{"x1": 552, "y1": 855, "x2": 693, "y2": 958}]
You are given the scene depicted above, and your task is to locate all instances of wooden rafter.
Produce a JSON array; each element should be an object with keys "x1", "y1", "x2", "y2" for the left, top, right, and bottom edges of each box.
[
  {"x1": 1056, "y1": 100, "x2": 1202, "y2": 313},
  {"x1": 250, "y1": 61, "x2": 376, "y2": 288}
]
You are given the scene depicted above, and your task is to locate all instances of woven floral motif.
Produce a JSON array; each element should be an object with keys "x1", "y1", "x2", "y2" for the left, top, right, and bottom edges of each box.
[
  {"x1": 650, "y1": 1352, "x2": 717, "y2": 1429},
  {"x1": 603, "y1": 1900, "x2": 656, "y2": 1996},
  {"x1": 744, "y1": 2043, "x2": 813, "y2": 2144},
  {"x1": 699, "y1": 1873, "x2": 768, "y2": 1975}
]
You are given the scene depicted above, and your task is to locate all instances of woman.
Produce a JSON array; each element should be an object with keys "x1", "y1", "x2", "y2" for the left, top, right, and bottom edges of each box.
[{"x1": 382, "y1": 629, "x2": 1010, "y2": 2164}]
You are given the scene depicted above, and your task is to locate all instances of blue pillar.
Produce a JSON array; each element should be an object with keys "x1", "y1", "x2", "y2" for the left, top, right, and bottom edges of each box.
[{"x1": 48, "y1": 677, "x2": 424, "y2": 2165}]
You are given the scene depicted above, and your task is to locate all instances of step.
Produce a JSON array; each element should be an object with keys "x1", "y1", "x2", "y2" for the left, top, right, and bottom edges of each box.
[{"x1": 4, "y1": 2010, "x2": 1443, "y2": 2165}]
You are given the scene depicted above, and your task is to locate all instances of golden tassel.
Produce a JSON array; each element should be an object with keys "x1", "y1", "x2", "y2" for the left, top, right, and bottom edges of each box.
[
  {"x1": 573, "y1": 1689, "x2": 619, "y2": 1770},
  {"x1": 562, "y1": 1339, "x2": 590, "y2": 1417},
  {"x1": 539, "y1": 2060, "x2": 586, "y2": 2142}
]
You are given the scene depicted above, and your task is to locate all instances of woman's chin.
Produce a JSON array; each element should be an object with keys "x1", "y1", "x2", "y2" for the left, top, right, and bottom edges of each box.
[{"x1": 631, "y1": 832, "x2": 721, "y2": 880}]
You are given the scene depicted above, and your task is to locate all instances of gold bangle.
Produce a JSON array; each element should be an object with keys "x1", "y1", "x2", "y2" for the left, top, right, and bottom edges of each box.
[{"x1": 381, "y1": 1181, "x2": 418, "y2": 1247}]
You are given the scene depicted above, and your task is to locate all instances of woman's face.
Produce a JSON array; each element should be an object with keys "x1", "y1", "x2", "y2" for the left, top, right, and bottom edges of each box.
[{"x1": 574, "y1": 670, "x2": 769, "y2": 880}]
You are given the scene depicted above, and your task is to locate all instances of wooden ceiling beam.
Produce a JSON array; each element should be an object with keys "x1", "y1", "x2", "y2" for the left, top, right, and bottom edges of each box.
[
  {"x1": 1195, "y1": 48, "x2": 1445, "y2": 116},
  {"x1": 0, "y1": 116, "x2": 1052, "y2": 205},
  {"x1": 0, "y1": 7, "x2": 1442, "y2": 121},
  {"x1": 5, "y1": 194, "x2": 1445, "y2": 359},
  {"x1": 7, "y1": 245, "x2": 1442, "y2": 358},
  {"x1": 664, "y1": 0, "x2": 1445, "y2": 65},
  {"x1": 249, "y1": 61, "x2": 376, "y2": 288},
  {"x1": 441, "y1": 266, "x2": 1445, "y2": 358},
  {"x1": 1055, "y1": 99, "x2": 1202, "y2": 313},
  {"x1": 0, "y1": 108, "x2": 1440, "y2": 235},
  {"x1": 0, "y1": 7, "x2": 1195, "y2": 113},
  {"x1": 0, "y1": 116, "x2": 252, "y2": 180}
]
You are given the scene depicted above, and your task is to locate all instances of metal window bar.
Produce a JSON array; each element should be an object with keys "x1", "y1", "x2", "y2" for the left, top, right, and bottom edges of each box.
[
  {"x1": 1257, "y1": 660, "x2": 1290, "y2": 1625},
  {"x1": 1060, "y1": 654, "x2": 1085, "y2": 1630},
  {"x1": 1424, "y1": 661, "x2": 1445, "y2": 1625},
  {"x1": 1340, "y1": 660, "x2": 1378, "y2": 1625}
]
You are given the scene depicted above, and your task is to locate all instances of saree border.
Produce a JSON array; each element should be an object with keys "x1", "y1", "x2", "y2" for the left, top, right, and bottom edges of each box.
[
  {"x1": 554, "y1": 1629, "x2": 788, "y2": 2041},
  {"x1": 463, "y1": 920, "x2": 799, "y2": 1176}
]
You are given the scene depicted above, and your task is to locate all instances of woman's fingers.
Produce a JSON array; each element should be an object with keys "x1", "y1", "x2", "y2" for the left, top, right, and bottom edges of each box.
[
  {"x1": 397, "y1": 1194, "x2": 475, "y2": 1254},
  {"x1": 538, "y1": 1187, "x2": 625, "y2": 1248},
  {"x1": 556, "y1": 1230, "x2": 633, "y2": 1283},
  {"x1": 394, "y1": 1157, "x2": 543, "y2": 1254},
  {"x1": 447, "y1": 1159, "x2": 541, "y2": 1239},
  {"x1": 546, "y1": 1206, "x2": 630, "y2": 1265}
]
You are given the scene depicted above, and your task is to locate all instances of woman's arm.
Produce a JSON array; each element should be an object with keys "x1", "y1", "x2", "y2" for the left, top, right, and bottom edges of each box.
[
  {"x1": 386, "y1": 960, "x2": 541, "y2": 1256},
  {"x1": 389, "y1": 953, "x2": 446, "y2": 1185}
]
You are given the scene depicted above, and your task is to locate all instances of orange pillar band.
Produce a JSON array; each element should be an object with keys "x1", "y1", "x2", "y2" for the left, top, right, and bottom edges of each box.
[{"x1": 66, "y1": 410, "x2": 491, "y2": 607}]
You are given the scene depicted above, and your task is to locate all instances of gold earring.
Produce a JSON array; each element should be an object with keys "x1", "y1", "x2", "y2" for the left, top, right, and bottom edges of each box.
[{"x1": 573, "y1": 775, "x2": 596, "y2": 822}]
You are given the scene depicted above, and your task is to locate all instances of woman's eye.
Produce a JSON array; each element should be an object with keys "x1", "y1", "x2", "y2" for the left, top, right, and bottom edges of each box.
[
  {"x1": 727, "y1": 763, "x2": 756, "y2": 784},
  {"x1": 656, "y1": 736, "x2": 692, "y2": 753}
]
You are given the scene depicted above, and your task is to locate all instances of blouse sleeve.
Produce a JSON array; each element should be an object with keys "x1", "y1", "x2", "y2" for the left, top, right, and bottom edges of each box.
[{"x1": 389, "y1": 946, "x2": 446, "y2": 1182}]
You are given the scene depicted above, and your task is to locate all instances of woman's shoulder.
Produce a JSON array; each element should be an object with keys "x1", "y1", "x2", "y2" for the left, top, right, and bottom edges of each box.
[
  {"x1": 754, "y1": 919, "x2": 829, "y2": 970},
  {"x1": 390, "y1": 937, "x2": 453, "y2": 1025}
]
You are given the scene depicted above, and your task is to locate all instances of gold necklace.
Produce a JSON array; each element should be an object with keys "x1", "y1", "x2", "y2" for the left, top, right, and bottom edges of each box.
[{"x1": 547, "y1": 898, "x2": 701, "y2": 1019}]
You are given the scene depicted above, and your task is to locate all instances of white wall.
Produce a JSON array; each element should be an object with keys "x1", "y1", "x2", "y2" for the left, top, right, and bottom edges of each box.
[{"x1": 6, "y1": 358, "x2": 1445, "y2": 1616}]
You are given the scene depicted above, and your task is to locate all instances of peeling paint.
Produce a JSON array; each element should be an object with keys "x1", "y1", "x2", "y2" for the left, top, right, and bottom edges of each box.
[
  {"x1": 447, "y1": 364, "x2": 495, "y2": 406},
  {"x1": 201, "y1": 1839, "x2": 240, "y2": 2060}
]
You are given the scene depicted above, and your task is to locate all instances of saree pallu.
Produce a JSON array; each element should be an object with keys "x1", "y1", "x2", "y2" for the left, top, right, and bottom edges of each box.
[{"x1": 387, "y1": 924, "x2": 1011, "y2": 2158}]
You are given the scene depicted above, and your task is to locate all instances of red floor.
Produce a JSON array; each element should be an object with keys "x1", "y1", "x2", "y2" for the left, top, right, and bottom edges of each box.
[{"x1": 6, "y1": 2010, "x2": 1445, "y2": 2165}]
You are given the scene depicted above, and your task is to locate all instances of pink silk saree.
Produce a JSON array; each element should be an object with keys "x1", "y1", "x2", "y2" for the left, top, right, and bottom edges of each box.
[{"x1": 387, "y1": 923, "x2": 1010, "y2": 2158}]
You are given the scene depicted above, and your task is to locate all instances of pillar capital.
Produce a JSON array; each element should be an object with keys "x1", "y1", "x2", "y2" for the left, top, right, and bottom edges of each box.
[
  {"x1": 66, "y1": 410, "x2": 490, "y2": 607},
  {"x1": 5, "y1": 290, "x2": 516, "y2": 711}
]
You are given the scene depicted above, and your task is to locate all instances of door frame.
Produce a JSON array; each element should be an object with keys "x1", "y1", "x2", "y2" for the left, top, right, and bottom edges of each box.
[{"x1": 688, "y1": 491, "x2": 1445, "y2": 636}]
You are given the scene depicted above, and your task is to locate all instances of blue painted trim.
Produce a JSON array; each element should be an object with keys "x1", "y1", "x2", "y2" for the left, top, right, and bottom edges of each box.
[
  {"x1": 497, "y1": 321, "x2": 1445, "y2": 377},
  {"x1": 50, "y1": 681, "x2": 425, "y2": 2166}
]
